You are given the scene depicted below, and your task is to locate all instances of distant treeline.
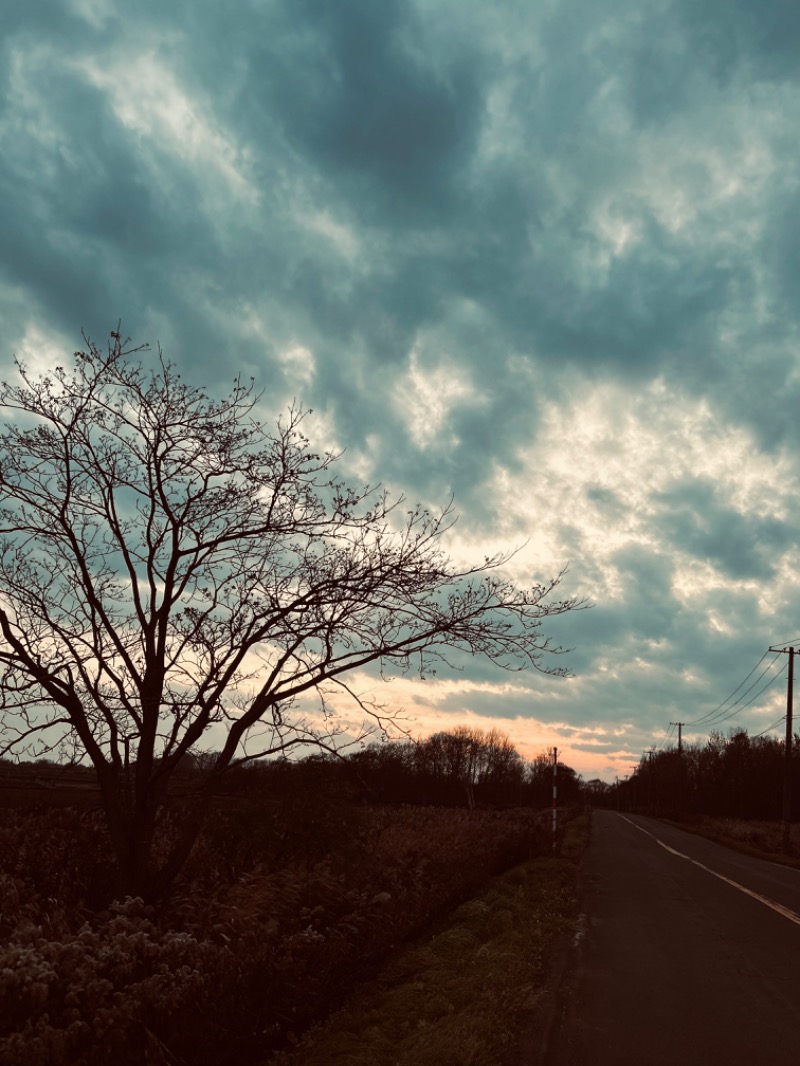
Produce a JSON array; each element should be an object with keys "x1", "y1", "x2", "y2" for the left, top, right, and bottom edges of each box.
[
  {"x1": 343, "y1": 727, "x2": 582, "y2": 808},
  {"x1": 594, "y1": 728, "x2": 800, "y2": 820},
  {"x1": 0, "y1": 725, "x2": 583, "y2": 811}
]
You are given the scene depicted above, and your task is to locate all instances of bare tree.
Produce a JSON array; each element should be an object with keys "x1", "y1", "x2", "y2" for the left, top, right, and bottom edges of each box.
[
  {"x1": 437, "y1": 726, "x2": 484, "y2": 809},
  {"x1": 0, "y1": 332, "x2": 584, "y2": 897}
]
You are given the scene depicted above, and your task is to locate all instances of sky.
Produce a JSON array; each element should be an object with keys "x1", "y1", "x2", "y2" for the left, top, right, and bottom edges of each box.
[{"x1": 4, "y1": 0, "x2": 800, "y2": 781}]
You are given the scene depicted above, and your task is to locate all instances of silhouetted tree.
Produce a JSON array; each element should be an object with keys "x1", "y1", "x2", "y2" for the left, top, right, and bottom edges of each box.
[
  {"x1": 526, "y1": 752, "x2": 581, "y2": 807},
  {"x1": 479, "y1": 728, "x2": 526, "y2": 805},
  {"x1": 345, "y1": 728, "x2": 528, "y2": 807},
  {"x1": 0, "y1": 331, "x2": 583, "y2": 897},
  {"x1": 626, "y1": 727, "x2": 796, "y2": 821}
]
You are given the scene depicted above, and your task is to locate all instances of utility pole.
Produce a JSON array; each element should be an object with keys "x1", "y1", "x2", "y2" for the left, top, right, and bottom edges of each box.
[
  {"x1": 669, "y1": 722, "x2": 686, "y2": 815},
  {"x1": 552, "y1": 747, "x2": 558, "y2": 850},
  {"x1": 644, "y1": 748, "x2": 655, "y2": 812},
  {"x1": 670, "y1": 722, "x2": 684, "y2": 755},
  {"x1": 769, "y1": 645, "x2": 795, "y2": 853}
]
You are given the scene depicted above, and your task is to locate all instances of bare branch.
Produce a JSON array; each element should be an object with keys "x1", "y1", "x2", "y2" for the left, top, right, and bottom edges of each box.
[{"x1": 0, "y1": 330, "x2": 587, "y2": 896}]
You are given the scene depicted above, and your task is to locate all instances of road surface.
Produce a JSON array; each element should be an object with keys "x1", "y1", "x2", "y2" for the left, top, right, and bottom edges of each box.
[{"x1": 549, "y1": 811, "x2": 800, "y2": 1065}]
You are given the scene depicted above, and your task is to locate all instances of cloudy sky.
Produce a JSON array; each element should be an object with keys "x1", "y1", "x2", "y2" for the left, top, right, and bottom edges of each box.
[{"x1": 4, "y1": 0, "x2": 800, "y2": 780}]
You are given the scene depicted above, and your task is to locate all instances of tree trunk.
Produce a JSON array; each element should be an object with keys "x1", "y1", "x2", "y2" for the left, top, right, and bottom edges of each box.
[
  {"x1": 94, "y1": 763, "x2": 170, "y2": 900},
  {"x1": 147, "y1": 793, "x2": 215, "y2": 900}
]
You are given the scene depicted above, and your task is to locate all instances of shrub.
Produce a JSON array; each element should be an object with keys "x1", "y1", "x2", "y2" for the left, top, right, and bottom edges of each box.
[{"x1": 0, "y1": 897, "x2": 233, "y2": 1066}]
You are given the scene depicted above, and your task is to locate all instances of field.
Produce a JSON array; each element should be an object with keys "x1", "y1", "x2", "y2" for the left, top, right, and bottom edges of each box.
[{"x1": 0, "y1": 787, "x2": 573, "y2": 1066}]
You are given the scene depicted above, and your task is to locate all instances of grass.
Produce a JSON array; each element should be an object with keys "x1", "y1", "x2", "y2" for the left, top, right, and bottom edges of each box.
[
  {"x1": 664, "y1": 814, "x2": 800, "y2": 870},
  {"x1": 266, "y1": 815, "x2": 587, "y2": 1066}
]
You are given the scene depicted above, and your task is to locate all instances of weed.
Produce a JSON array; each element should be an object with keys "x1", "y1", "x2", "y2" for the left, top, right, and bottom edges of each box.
[{"x1": 0, "y1": 800, "x2": 563, "y2": 1064}]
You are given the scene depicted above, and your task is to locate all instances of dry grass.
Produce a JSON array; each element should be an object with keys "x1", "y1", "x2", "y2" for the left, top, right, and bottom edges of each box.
[
  {"x1": 267, "y1": 815, "x2": 587, "y2": 1066},
  {"x1": 671, "y1": 815, "x2": 800, "y2": 868},
  {"x1": 0, "y1": 801, "x2": 560, "y2": 1065}
]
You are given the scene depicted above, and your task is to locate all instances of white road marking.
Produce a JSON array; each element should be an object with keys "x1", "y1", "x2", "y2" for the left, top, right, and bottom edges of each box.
[{"x1": 619, "y1": 814, "x2": 800, "y2": 928}]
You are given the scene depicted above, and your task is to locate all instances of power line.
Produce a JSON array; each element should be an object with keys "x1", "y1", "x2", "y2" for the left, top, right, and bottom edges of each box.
[
  {"x1": 685, "y1": 652, "x2": 772, "y2": 725},
  {"x1": 751, "y1": 715, "x2": 786, "y2": 740},
  {"x1": 670, "y1": 671, "x2": 787, "y2": 750},
  {"x1": 655, "y1": 645, "x2": 793, "y2": 760},
  {"x1": 701, "y1": 659, "x2": 788, "y2": 728},
  {"x1": 769, "y1": 635, "x2": 800, "y2": 650},
  {"x1": 686, "y1": 652, "x2": 783, "y2": 727}
]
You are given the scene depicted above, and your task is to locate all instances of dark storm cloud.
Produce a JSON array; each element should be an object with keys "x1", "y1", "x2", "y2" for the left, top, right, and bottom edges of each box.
[
  {"x1": 761, "y1": 185, "x2": 800, "y2": 339},
  {"x1": 677, "y1": 0, "x2": 800, "y2": 85},
  {"x1": 653, "y1": 478, "x2": 796, "y2": 581},
  {"x1": 0, "y1": 0, "x2": 771, "y2": 427},
  {"x1": 529, "y1": 226, "x2": 737, "y2": 373},
  {"x1": 564, "y1": 545, "x2": 679, "y2": 669},
  {"x1": 253, "y1": 0, "x2": 484, "y2": 220},
  {"x1": 2, "y1": 0, "x2": 78, "y2": 43},
  {"x1": 0, "y1": 9, "x2": 256, "y2": 368}
]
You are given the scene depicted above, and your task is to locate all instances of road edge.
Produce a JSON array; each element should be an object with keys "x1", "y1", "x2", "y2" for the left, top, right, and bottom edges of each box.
[{"x1": 503, "y1": 812, "x2": 593, "y2": 1066}]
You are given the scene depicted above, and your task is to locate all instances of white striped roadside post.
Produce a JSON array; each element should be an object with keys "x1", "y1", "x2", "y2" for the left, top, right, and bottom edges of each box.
[{"x1": 552, "y1": 746, "x2": 558, "y2": 850}]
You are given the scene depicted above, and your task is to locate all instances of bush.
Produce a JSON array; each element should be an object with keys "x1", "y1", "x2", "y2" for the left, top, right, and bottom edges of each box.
[{"x1": 0, "y1": 897, "x2": 232, "y2": 1066}]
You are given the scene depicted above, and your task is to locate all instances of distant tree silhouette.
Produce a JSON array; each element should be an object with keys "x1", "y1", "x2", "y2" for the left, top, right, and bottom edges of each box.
[
  {"x1": 619, "y1": 727, "x2": 796, "y2": 821},
  {"x1": 344, "y1": 732, "x2": 581, "y2": 809},
  {"x1": 0, "y1": 331, "x2": 583, "y2": 897},
  {"x1": 526, "y1": 752, "x2": 581, "y2": 807},
  {"x1": 411, "y1": 727, "x2": 526, "y2": 807}
]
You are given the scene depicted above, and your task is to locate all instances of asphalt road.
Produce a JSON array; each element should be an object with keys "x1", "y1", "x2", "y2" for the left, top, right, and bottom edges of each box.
[{"x1": 549, "y1": 811, "x2": 800, "y2": 1065}]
